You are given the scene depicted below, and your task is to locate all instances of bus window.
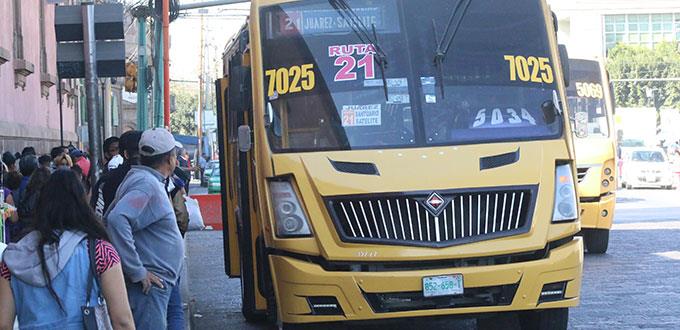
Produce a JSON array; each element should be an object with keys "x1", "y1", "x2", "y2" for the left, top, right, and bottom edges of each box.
[{"x1": 259, "y1": 0, "x2": 563, "y2": 153}]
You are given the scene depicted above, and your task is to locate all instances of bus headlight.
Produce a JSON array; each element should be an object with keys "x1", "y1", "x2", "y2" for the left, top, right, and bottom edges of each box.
[
  {"x1": 269, "y1": 180, "x2": 312, "y2": 238},
  {"x1": 553, "y1": 164, "x2": 578, "y2": 222},
  {"x1": 604, "y1": 168, "x2": 612, "y2": 176}
]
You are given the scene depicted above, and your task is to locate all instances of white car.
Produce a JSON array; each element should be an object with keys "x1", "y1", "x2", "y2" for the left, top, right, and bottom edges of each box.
[{"x1": 621, "y1": 147, "x2": 675, "y2": 189}]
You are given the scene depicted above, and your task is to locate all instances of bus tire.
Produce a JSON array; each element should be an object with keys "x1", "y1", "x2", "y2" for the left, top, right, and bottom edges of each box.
[
  {"x1": 517, "y1": 308, "x2": 568, "y2": 330},
  {"x1": 584, "y1": 229, "x2": 609, "y2": 254}
]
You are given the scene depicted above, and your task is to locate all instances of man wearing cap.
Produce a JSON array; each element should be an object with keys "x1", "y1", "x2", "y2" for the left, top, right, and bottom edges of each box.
[{"x1": 104, "y1": 128, "x2": 184, "y2": 329}]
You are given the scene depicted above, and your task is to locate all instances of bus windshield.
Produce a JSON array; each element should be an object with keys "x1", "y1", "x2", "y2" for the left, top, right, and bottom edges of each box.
[
  {"x1": 567, "y1": 60, "x2": 610, "y2": 138},
  {"x1": 260, "y1": 0, "x2": 563, "y2": 152}
]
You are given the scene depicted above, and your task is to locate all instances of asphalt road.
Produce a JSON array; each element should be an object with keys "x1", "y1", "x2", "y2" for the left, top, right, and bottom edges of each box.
[{"x1": 186, "y1": 188, "x2": 680, "y2": 329}]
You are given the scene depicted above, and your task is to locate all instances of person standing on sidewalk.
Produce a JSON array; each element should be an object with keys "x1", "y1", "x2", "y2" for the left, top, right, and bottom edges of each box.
[
  {"x1": 0, "y1": 169, "x2": 134, "y2": 330},
  {"x1": 91, "y1": 131, "x2": 142, "y2": 218},
  {"x1": 104, "y1": 128, "x2": 184, "y2": 329},
  {"x1": 102, "y1": 136, "x2": 121, "y2": 173}
]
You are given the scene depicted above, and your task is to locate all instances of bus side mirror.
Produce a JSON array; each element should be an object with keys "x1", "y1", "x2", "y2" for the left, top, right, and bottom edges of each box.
[
  {"x1": 238, "y1": 125, "x2": 252, "y2": 152},
  {"x1": 574, "y1": 112, "x2": 588, "y2": 138},
  {"x1": 558, "y1": 44, "x2": 570, "y2": 87}
]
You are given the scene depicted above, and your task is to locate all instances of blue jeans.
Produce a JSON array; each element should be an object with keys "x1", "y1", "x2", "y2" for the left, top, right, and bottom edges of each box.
[
  {"x1": 127, "y1": 281, "x2": 174, "y2": 330},
  {"x1": 167, "y1": 276, "x2": 185, "y2": 330}
]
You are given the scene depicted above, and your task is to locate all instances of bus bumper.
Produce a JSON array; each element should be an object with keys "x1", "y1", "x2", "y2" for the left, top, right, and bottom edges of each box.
[
  {"x1": 579, "y1": 193, "x2": 615, "y2": 230},
  {"x1": 269, "y1": 237, "x2": 583, "y2": 324}
]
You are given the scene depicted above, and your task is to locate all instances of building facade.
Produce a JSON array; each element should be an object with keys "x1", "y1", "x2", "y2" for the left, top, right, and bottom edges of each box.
[
  {"x1": 0, "y1": 0, "x2": 78, "y2": 154},
  {"x1": 549, "y1": 0, "x2": 680, "y2": 60}
]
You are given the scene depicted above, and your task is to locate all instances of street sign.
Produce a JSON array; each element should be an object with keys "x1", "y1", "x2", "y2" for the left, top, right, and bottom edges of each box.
[
  {"x1": 55, "y1": 4, "x2": 124, "y2": 42},
  {"x1": 55, "y1": 3, "x2": 125, "y2": 78},
  {"x1": 57, "y1": 41, "x2": 125, "y2": 78}
]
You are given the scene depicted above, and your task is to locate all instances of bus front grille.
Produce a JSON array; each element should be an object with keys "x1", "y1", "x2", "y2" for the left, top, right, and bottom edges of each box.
[{"x1": 325, "y1": 186, "x2": 536, "y2": 247}]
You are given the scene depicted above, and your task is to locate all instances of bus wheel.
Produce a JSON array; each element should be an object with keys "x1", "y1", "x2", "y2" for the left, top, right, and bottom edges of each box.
[
  {"x1": 584, "y1": 229, "x2": 610, "y2": 254},
  {"x1": 517, "y1": 308, "x2": 568, "y2": 330}
]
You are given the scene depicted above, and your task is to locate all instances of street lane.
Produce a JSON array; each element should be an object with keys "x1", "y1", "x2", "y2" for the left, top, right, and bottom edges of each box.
[{"x1": 187, "y1": 188, "x2": 680, "y2": 329}]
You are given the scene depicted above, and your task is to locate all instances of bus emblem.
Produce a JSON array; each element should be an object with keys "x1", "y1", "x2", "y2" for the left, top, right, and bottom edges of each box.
[{"x1": 423, "y1": 192, "x2": 448, "y2": 216}]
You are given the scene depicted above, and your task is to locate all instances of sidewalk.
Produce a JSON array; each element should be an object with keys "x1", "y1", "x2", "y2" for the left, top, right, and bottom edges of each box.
[{"x1": 185, "y1": 230, "x2": 268, "y2": 330}]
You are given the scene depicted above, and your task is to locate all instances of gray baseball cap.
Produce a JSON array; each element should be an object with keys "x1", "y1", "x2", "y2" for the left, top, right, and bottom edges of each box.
[{"x1": 139, "y1": 128, "x2": 182, "y2": 157}]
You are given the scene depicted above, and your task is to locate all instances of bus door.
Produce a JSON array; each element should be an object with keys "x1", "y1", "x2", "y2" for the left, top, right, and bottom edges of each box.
[
  {"x1": 219, "y1": 28, "x2": 269, "y2": 318},
  {"x1": 216, "y1": 77, "x2": 240, "y2": 278}
]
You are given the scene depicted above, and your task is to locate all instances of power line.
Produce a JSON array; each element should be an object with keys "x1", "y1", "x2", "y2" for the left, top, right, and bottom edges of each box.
[{"x1": 611, "y1": 78, "x2": 680, "y2": 82}]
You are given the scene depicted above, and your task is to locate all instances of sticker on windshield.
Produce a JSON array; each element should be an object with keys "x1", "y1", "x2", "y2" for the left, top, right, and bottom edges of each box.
[
  {"x1": 504, "y1": 55, "x2": 554, "y2": 84},
  {"x1": 364, "y1": 78, "x2": 410, "y2": 104},
  {"x1": 471, "y1": 108, "x2": 537, "y2": 128},
  {"x1": 341, "y1": 104, "x2": 382, "y2": 127},
  {"x1": 421, "y1": 77, "x2": 437, "y2": 104},
  {"x1": 330, "y1": 44, "x2": 376, "y2": 82},
  {"x1": 265, "y1": 64, "x2": 316, "y2": 99}
]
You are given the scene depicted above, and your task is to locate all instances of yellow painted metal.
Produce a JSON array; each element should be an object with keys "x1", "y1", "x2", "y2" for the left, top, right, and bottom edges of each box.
[
  {"x1": 270, "y1": 238, "x2": 583, "y2": 323},
  {"x1": 215, "y1": 0, "x2": 585, "y2": 323},
  {"x1": 269, "y1": 141, "x2": 576, "y2": 261},
  {"x1": 573, "y1": 60, "x2": 617, "y2": 231},
  {"x1": 580, "y1": 193, "x2": 615, "y2": 229},
  {"x1": 217, "y1": 77, "x2": 241, "y2": 277}
]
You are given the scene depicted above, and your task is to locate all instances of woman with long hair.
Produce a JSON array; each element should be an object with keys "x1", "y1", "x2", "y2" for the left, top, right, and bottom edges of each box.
[
  {"x1": 0, "y1": 169, "x2": 134, "y2": 329},
  {"x1": 12, "y1": 167, "x2": 51, "y2": 243}
]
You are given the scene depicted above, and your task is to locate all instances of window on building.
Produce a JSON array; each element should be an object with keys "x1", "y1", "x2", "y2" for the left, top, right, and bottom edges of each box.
[
  {"x1": 12, "y1": 0, "x2": 23, "y2": 59},
  {"x1": 39, "y1": 0, "x2": 47, "y2": 74},
  {"x1": 605, "y1": 13, "x2": 680, "y2": 51},
  {"x1": 112, "y1": 94, "x2": 120, "y2": 127}
]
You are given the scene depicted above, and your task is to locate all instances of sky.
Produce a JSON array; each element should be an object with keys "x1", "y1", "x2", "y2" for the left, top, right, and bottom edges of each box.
[{"x1": 169, "y1": 2, "x2": 250, "y2": 83}]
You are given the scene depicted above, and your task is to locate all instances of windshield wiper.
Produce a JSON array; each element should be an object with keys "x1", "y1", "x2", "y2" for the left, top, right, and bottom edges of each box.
[
  {"x1": 329, "y1": 0, "x2": 389, "y2": 100},
  {"x1": 432, "y1": 0, "x2": 472, "y2": 99}
]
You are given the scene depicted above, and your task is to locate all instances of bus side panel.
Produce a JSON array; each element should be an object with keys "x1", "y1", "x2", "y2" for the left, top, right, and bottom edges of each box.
[{"x1": 216, "y1": 78, "x2": 241, "y2": 277}]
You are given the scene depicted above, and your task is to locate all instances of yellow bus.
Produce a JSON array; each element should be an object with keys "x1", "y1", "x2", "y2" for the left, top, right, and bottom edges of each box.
[
  {"x1": 567, "y1": 59, "x2": 616, "y2": 254},
  {"x1": 215, "y1": 0, "x2": 583, "y2": 328}
]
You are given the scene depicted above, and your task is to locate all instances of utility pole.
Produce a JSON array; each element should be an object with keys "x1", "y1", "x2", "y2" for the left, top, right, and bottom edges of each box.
[
  {"x1": 198, "y1": 13, "x2": 204, "y2": 159},
  {"x1": 153, "y1": 18, "x2": 164, "y2": 128},
  {"x1": 137, "y1": 16, "x2": 148, "y2": 130},
  {"x1": 163, "y1": 0, "x2": 171, "y2": 128},
  {"x1": 103, "y1": 78, "x2": 112, "y2": 137},
  {"x1": 82, "y1": 1, "x2": 102, "y2": 184}
]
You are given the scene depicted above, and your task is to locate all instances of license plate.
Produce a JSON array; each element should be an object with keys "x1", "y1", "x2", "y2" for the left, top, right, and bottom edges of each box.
[{"x1": 422, "y1": 274, "x2": 464, "y2": 297}]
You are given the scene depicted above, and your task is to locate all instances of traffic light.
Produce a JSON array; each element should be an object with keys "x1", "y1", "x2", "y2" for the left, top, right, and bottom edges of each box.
[{"x1": 124, "y1": 62, "x2": 137, "y2": 92}]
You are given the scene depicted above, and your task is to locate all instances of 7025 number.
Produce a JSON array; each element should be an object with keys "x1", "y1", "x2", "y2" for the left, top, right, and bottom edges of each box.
[
  {"x1": 504, "y1": 55, "x2": 554, "y2": 84},
  {"x1": 265, "y1": 64, "x2": 315, "y2": 97}
]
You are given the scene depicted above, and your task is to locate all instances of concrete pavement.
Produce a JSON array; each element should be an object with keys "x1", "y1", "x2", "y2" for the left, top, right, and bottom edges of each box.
[{"x1": 186, "y1": 188, "x2": 680, "y2": 329}]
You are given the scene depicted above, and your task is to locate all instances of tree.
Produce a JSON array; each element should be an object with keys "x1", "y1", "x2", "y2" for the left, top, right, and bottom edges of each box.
[
  {"x1": 170, "y1": 83, "x2": 199, "y2": 135},
  {"x1": 606, "y1": 42, "x2": 680, "y2": 109}
]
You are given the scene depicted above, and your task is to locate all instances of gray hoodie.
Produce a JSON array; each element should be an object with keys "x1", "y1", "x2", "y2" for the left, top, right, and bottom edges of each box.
[
  {"x1": 2, "y1": 230, "x2": 87, "y2": 286},
  {"x1": 104, "y1": 165, "x2": 184, "y2": 286}
]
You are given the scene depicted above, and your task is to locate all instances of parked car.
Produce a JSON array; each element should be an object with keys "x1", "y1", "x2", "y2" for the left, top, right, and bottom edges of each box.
[
  {"x1": 621, "y1": 147, "x2": 675, "y2": 189},
  {"x1": 208, "y1": 167, "x2": 221, "y2": 194},
  {"x1": 201, "y1": 160, "x2": 219, "y2": 187}
]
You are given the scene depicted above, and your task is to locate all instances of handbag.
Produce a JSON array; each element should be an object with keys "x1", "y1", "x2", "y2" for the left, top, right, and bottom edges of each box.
[{"x1": 82, "y1": 239, "x2": 113, "y2": 330}]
